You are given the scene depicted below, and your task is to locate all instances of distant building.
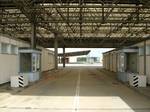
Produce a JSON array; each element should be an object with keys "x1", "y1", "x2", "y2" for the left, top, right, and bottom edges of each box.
[
  {"x1": 77, "y1": 57, "x2": 100, "y2": 64},
  {"x1": 58, "y1": 50, "x2": 91, "y2": 64}
]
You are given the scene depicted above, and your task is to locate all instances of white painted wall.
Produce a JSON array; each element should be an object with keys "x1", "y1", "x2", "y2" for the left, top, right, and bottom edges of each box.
[
  {"x1": 103, "y1": 53, "x2": 110, "y2": 70},
  {"x1": 112, "y1": 52, "x2": 117, "y2": 72},
  {"x1": 103, "y1": 52, "x2": 118, "y2": 72},
  {"x1": 139, "y1": 56, "x2": 144, "y2": 75},
  {"x1": 0, "y1": 55, "x2": 18, "y2": 84},
  {"x1": 138, "y1": 40, "x2": 150, "y2": 84},
  {"x1": 0, "y1": 35, "x2": 29, "y2": 84},
  {"x1": 0, "y1": 35, "x2": 54, "y2": 84},
  {"x1": 41, "y1": 48, "x2": 55, "y2": 71}
]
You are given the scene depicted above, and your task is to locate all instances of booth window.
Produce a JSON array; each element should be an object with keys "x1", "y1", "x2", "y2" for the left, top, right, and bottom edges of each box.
[
  {"x1": 11, "y1": 45, "x2": 18, "y2": 55},
  {"x1": 139, "y1": 47, "x2": 144, "y2": 56},
  {"x1": 20, "y1": 53, "x2": 32, "y2": 73},
  {"x1": 1, "y1": 43, "x2": 9, "y2": 54},
  {"x1": 146, "y1": 45, "x2": 150, "y2": 55}
]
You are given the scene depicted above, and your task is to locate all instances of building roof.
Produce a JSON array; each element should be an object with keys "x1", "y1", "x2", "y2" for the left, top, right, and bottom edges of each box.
[{"x1": 58, "y1": 50, "x2": 91, "y2": 57}]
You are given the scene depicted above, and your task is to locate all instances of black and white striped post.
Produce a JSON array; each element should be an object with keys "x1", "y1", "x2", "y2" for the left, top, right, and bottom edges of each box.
[
  {"x1": 18, "y1": 76, "x2": 24, "y2": 87},
  {"x1": 133, "y1": 75, "x2": 139, "y2": 87}
]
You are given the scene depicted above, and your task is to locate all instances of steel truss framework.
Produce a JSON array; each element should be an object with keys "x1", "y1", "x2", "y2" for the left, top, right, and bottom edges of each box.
[{"x1": 0, "y1": 0, "x2": 150, "y2": 48}]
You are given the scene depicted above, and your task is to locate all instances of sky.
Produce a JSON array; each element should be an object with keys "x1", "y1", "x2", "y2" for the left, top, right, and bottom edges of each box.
[{"x1": 48, "y1": 48, "x2": 114, "y2": 62}]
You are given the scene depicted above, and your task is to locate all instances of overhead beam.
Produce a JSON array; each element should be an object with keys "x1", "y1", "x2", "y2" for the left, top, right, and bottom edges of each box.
[
  {"x1": 20, "y1": 36, "x2": 144, "y2": 48},
  {"x1": 2, "y1": 20, "x2": 150, "y2": 24}
]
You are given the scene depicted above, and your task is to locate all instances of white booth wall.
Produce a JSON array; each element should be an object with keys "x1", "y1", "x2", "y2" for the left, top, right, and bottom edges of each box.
[
  {"x1": 41, "y1": 48, "x2": 55, "y2": 71},
  {"x1": 112, "y1": 52, "x2": 117, "y2": 72},
  {"x1": 137, "y1": 40, "x2": 150, "y2": 84},
  {"x1": 103, "y1": 51, "x2": 118, "y2": 72}
]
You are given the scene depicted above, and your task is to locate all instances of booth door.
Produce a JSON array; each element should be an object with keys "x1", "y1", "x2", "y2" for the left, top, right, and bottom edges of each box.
[{"x1": 127, "y1": 53, "x2": 138, "y2": 73}]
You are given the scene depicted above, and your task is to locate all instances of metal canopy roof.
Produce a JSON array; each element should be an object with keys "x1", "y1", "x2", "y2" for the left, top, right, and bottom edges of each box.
[
  {"x1": 58, "y1": 50, "x2": 90, "y2": 57},
  {"x1": 0, "y1": 0, "x2": 150, "y2": 48}
]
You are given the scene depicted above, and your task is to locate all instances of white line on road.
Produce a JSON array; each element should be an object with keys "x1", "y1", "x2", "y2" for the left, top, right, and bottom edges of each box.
[{"x1": 72, "y1": 69, "x2": 81, "y2": 112}]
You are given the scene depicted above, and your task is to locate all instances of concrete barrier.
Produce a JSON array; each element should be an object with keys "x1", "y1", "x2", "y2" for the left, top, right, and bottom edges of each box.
[
  {"x1": 129, "y1": 73, "x2": 146, "y2": 87},
  {"x1": 11, "y1": 75, "x2": 28, "y2": 87}
]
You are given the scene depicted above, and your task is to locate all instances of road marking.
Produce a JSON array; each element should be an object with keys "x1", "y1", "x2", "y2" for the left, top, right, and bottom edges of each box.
[{"x1": 72, "y1": 69, "x2": 81, "y2": 112}]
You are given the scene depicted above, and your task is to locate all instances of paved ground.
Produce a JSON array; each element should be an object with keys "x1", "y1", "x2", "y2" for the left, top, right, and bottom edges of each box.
[
  {"x1": 58, "y1": 63, "x2": 102, "y2": 67},
  {"x1": 0, "y1": 67, "x2": 150, "y2": 112}
]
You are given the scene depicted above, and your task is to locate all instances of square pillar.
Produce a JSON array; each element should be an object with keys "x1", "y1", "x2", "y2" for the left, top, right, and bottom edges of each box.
[
  {"x1": 144, "y1": 41, "x2": 146, "y2": 75},
  {"x1": 54, "y1": 35, "x2": 58, "y2": 70},
  {"x1": 31, "y1": 23, "x2": 36, "y2": 49},
  {"x1": 63, "y1": 47, "x2": 65, "y2": 68}
]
